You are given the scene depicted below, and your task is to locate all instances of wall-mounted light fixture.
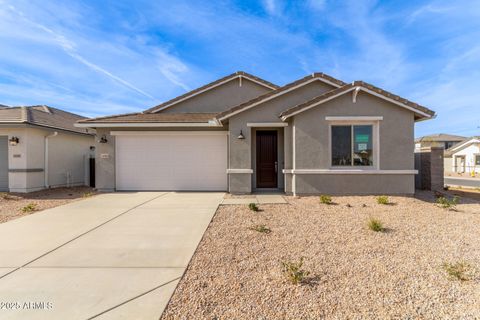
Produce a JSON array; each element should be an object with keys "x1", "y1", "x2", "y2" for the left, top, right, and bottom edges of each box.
[
  {"x1": 237, "y1": 130, "x2": 245, "y2": 140},
  {"x1": 8, "y1": 136, "x2": 19, "y2": 146},
  {"x1": 98, "y1": 134, "x2": 108, "y2": 144}
]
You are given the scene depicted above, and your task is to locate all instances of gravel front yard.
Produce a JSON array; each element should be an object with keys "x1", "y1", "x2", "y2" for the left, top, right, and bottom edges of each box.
[
  {"x1": 162, "y1": 192, "x2": 480, "y2": 319},
  {"x1": 0, "y1": 187, "x2": 96, "y2": 223}
]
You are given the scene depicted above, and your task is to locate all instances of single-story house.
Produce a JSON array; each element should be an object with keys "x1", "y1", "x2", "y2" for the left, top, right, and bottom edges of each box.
[
  {"x1": 445, "y1": 136, "x2": 480, "y2": 175},
  {"x1": 415, "y1": 133, "x2": 466, "y2": 151},
  {"x1": 76, "y1": 71, "x2": 435, "y2": 195},
  {"x1": 0, "y1": 105, "x2": 94, "y2": 192}
]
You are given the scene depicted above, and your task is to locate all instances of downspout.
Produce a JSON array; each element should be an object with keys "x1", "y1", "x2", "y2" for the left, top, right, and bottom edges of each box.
[{"x1": 44, "y1": 131, "x2": 58, "y2": 188}]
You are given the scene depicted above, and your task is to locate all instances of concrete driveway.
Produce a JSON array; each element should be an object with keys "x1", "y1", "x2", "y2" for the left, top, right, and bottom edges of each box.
[{"x1": 0, "y1": 192, "x2": 224, "y2": 320}]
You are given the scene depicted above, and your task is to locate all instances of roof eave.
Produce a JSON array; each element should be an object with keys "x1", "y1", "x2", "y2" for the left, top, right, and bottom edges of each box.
[{"x1": 74, "y1": 121, "x2": 223, "y2": 128}]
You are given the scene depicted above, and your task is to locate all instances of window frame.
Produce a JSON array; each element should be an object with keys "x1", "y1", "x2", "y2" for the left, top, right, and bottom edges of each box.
[{"x1": 328, "y1": 120, "x2": 380, "y2": 170}]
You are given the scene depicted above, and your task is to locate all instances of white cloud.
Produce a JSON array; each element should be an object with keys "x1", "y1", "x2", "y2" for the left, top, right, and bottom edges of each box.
[{"x1": 262, "y1": 0, "x2": 277, "y2": 15}]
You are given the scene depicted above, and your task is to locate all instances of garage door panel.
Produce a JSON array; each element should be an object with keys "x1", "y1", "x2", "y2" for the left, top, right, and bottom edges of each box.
[{"x1": 116, "y1": 133, "x2": 227, "y2": 191}]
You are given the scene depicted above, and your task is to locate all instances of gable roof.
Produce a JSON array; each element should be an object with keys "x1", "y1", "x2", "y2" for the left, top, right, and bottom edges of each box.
[
  {"x1": 0, "y1": 105, "x2": 91, "y2": 134},
  {"x1": 145, "y1": 71, "x2": 279, "y2": 113},
  {"x1": 279, "y1": 81, "x2": 435, "y2": 121},
  {"x1": 447, "y1": 136, "x2": 480, "y2": 154},
  {"x1": 77, "y1": 112, "x2": 217, "y2": 124},
  {"x1": 415, "y1": 133, "x2": 466, "y2": 143},
  {"x1": 215, "y1": 72, "x2": 346, "y2": 121}
]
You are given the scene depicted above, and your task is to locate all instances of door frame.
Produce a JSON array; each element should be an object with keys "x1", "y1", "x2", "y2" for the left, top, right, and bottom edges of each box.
[
  {"x1": 0, "y1": 136, "x2": 9, "y2": 192},
  {"x1": 255, "y1": 130, "x2": 278, "y2": 189}
]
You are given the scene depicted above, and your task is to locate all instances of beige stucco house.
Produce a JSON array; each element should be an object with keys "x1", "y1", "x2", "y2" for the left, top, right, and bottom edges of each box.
[
  {"x1": 0, "y1": 105, "x2": 94, "y2": 192},
  {"x1": 77, "y1": 71, "x2": 435, "y2": 195}
]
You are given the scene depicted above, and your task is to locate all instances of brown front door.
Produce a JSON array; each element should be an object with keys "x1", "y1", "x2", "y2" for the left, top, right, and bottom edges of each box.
[{"x1": 256, "y1": 131, "x2": 278, "y2": 188}]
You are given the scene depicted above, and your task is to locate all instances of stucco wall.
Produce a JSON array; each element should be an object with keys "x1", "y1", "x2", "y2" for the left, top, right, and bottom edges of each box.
[
  {"x1": 452, "y1": 144, "x2": 480, "y2": 173},
  {"x1": 0, "y1": 126, "x2": 92, "y2": 192},
  {"x1": 161, "y1": 78, "x2": 271, "y2": 113},
  {"x1": 291, "y1": 92, "x2": 416, "y2": 194},
  {"x1": 227, "y1": 80, "x2": 336, "y2": 193},
  {"x1": 295, "y1": 174, "x2": 414, "y2": 195}
]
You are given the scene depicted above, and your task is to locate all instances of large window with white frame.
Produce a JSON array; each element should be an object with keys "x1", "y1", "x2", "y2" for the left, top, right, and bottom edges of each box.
[{"x1": 331, "y1": 124, "x2": 374, "y2": 167}]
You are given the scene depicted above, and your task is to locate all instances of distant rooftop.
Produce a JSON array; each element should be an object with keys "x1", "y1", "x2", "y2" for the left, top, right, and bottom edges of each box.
[
  {"x1": 0, "y1": 105, "x2": 91, "y2": 135},
  {"x1": 415, "y1": 133, "x2": 466, "y2": 143}
]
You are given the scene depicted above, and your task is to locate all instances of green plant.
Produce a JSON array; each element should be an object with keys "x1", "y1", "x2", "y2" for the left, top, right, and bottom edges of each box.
[
  {"x1": 376, "y1": 195, "x2": 389, "y2": 205},
  {"x1": 437, "y1": 196, "x2": 460, "y2": 209},
  {"x1": 281, "y1": 257, "x2": 309, "y2": 285},
  {"x1": 248, "y1": 224, "x2": 271, "y2": 234},
  {"x1": 320, "y1": 195, "x2": 332, "y2": 204},
  {"x1": 367, "y1": 217, "x2": 384, "y2": 232},
  {"x1": 248, "y1": 203, "x2": 259, "y2": 212},
  {"x1": 82, "y1": 192, "x2": 94, "y2": 198},
  {"x1": 22, "y1": 203, "x2": 38, "y2": 213},
  {"x1": 442, "y1": 261, "x2": 472, "y2": 281}
]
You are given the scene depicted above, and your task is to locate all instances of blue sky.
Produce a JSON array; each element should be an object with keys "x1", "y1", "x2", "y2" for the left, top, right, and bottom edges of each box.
[{"x1": 0, "y1": 0, "x2": 479, "y2": 137}]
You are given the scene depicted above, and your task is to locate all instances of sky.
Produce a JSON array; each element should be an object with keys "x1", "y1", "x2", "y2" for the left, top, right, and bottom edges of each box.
[{"x1": 0, "y1": 0, "x2": 479, "y2": 138}]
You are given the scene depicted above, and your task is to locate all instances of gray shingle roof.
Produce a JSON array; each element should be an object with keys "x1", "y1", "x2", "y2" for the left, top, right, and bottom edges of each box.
[{"x1": 0, "y1": 105, "x2": 91, "y2": 134}]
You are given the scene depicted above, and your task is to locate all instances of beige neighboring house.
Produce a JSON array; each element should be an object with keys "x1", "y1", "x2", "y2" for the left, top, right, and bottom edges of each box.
[
  {"x1": 76, "y1": 71, "x2": 435, "y2": 195},
  {"x1": 0, "y1": 105, "x2": 94, "y2": 192},
  {"x1": 445, "y1": 136, "x2": 480, "y2": 176},
  {"x1": 414, "y1": 133, "x2": 466, "y2": 151}
]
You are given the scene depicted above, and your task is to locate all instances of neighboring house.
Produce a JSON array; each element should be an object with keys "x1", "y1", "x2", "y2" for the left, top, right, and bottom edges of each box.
[
  {"x1": 415, "y1": 133, "x2": 466, "y2": 151},
  {"x1": 0, "y1": 105, "x2": 94, "y2": 192},
  {"x1": 445, "y1": 136, "x2": 480, "y2": 175},
  {"x1": 76, "y1": 71, "x2": 435, "y2": 195}
]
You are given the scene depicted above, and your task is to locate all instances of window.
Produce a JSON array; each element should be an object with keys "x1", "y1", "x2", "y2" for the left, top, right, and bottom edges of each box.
[
  {"x1": 444, "y1": 141, "x2": 457, "y2": 149},
  {"x1": 476, "y1": 155, "x2": 480, "y2": 166},
  {"x1": 332, "y1": 125, "x2": 373, "y2": 166}
]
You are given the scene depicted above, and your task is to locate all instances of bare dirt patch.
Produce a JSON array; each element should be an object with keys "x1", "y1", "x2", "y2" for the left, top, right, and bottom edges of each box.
[
  {"x1": 0, "y1": 187, "x2": 96, "y2": 223},
  {"x1": 162, "y1": 192, "x2": 480, "y2": 319}
]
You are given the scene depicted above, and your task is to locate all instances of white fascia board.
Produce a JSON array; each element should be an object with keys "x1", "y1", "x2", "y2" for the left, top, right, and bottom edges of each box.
[
  {"x1": 246, "y1": 122, "x2": 288, "y2": 127},
  {"x1": 325, "y1": 116, "x2": 383, "y2": 121},
  {"x1": 150, "y1": 75, "x2": 277, "y2": 113},
  {"x1": 218, "y1": 77, "x2": 341, "y2": 121},
  {"x1": 75, "y1": 122, "x2": 222, "y2": 128},
  {"x1": 284, "y1": 169, "x2": 418, "y2": 175},
  {"x1": 450, "y1": 139, "x2": 480, "y2": 152},
  {"x1": 281, "y1": 86, "x2": 433, "y2": 121},
  {"x1": 111, "y1": 131, "x2": 228, "y2": 136}
]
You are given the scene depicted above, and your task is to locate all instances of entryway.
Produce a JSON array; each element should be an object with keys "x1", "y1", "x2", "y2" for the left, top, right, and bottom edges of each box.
[
  {"x1": 256, "y1": 130, "x2": 278, "y2": 188},
  {"x1": 0, "y1": 136, "x2": 8, "y2": 191}
]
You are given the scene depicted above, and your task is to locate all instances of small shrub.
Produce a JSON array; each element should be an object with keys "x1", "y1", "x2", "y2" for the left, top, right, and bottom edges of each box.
[
  {"x1": 248, "y1": 203, "x2": 259, "y2": 212},
  {"x1": 346, "y1": 203, "x2": 352, "y2": 208},
  {"x1": 248, "y1": 224, "x2": 271, "y2": 234},
  {"x1": 22, "y1": 203, "x2": 38, "y2": 213},
  {"x1": 443, "y1": 261, "x2": 472, "y2": 281},
  {"x1": 281, "y1": 257, "x2": 309, "y2": 285},
  {"x1": 82, "y1": 192, "x2": 94, "y2": 198},
  {"x1": 320, "y1": 195, "x2": 332, "y2": 204},
  {"x1": 367, "y1": 217, "x2": 384, "y2": 232},
  {"x1": 362, "y1": 204, "x2": 367, "y2": 208},
  {"x1": 437, "y1": 196, "x2": 460, "y2": 210},
  {"x1": 376, "y1": 195, "x2": 389, "y2": 205}
]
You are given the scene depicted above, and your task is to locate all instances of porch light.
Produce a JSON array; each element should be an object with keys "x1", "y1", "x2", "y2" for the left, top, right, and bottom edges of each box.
[
  {"x1": 237, "y1": 130, "x2": 245, "y2": 140},
  {"x1": 8, "y1": 136, "x2": 19, "y2": 146},
  {"x1": 98, "y1": 135, "x2": 108, "y2": 144}
]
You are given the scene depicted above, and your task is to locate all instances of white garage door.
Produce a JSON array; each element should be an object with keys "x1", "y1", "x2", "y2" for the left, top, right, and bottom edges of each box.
[{"x1": 115, "y1": 132, "x2": 228, "y2": 191}]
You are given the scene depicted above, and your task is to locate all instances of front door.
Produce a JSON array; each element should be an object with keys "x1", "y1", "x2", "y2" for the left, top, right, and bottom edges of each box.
[{"x1": 256, "y1": 131, "x2": 277, "y2": 188}]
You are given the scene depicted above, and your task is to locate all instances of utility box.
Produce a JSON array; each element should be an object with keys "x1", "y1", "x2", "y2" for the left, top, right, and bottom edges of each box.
[{"x1": 415, "y1": 146, "x2": 444, "y2": 191}]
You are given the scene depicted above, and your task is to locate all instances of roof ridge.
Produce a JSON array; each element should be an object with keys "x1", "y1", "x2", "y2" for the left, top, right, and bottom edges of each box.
[
  {"x1": 144, "y1": 71, "x2": 279, "y2": 114},
  {"x1": 78, "y1": 111, "x2": 142, "y2": 123},
  {"x1": 216, "y1": 72, "x2": 346, "y2": 121},
  {"x1": 21, "y1": 106, "x2": 28, "y2": 122}
]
